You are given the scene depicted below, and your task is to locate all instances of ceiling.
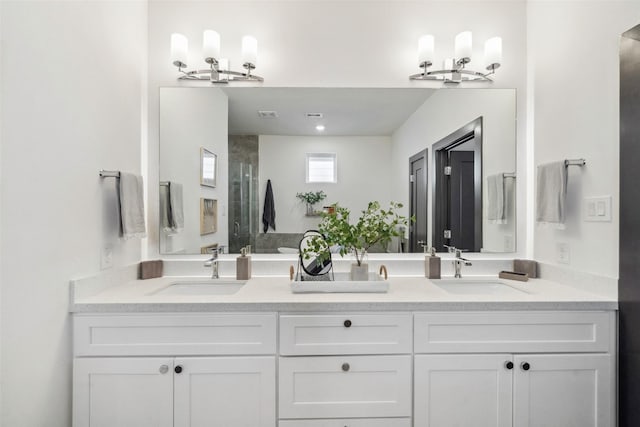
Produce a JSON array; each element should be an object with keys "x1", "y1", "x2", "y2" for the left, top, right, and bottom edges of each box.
[{"x1": 221, "y1": 87, "x2": 436, "y2": 136}]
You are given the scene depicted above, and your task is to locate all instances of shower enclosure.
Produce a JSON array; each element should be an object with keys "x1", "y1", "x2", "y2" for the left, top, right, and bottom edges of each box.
[{"x1": 228, "y1": 136, "x2": 259, "y2": 254}]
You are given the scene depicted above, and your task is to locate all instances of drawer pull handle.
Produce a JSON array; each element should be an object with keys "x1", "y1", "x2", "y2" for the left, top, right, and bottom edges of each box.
[
  {"x1": 159, "y1": 365, "x2": 169, "y2": 374},
  {"x1": 505, "y1": 361, "x2": 514, "y2": 370},
  {"x1": 342, "y1": 363, "x2": 350, "y2": 372},
  {"x1": 521, "y1": 362, "x2": 530, "y2": 371},
  {"x1": 379, "y1": 265, "x2": 388, "y2": 279},
  {"x1": 175, "y1": 365, "x2": 183, "y2": 374},
  {"x1": 344, "y1": 319, "x2": 352, "y2": 328}
]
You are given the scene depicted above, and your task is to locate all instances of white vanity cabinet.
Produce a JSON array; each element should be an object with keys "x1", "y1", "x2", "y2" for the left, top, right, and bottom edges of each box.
[
  {"x1": 278, "y1": 313, "x2": 413, "y2": 425},
  {"x1": 71, "y1": 308, "x2": 616, "y2": 427},
  {"x1": 413, "y1": 311, "x2": 615, "y2": 427},
  {"x1": 72, "y1": 313, "x2": 277, "y2": 427}
]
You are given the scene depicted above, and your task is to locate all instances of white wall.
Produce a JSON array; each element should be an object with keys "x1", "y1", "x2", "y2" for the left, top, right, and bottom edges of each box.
[
  {"x1": 147, "y1": 0, "x2": 528, "y2": 257},
  {"x1": 159, "y1": 87, "x2": 229, "y2": 253},
  {"x1": 529, "y1": 1, "x2": 640, "y2": 279},
  {"x1": 0, "y1": 0, "x2": 3, "y2": 418},
  {"x1": 258, "y1": 135, "x2": 392, "y2": 234},
  {"x1": 391, "y1": 89, "x2": 517, "y2": 252},
  {"x1": 0, "y1": 1, "x2": 147, "y2": 425}
]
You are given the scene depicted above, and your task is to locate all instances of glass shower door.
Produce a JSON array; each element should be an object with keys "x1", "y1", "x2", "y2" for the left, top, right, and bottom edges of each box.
[{"x1": 229, "y1": 161, "x2": 257, "y2": 253}]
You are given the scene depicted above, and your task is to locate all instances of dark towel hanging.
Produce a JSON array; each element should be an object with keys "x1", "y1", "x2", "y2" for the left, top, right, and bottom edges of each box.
[{"x1": 262, "y1": 179, "x2": 276, "y2": 233}]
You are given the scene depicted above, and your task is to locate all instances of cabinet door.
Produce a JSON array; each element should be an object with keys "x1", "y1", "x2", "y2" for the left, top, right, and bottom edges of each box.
[
  {"x1": 414, "y1": 354, "x2": 513, "y2": 427},
  {"x1": 513, "y1": 354, "x2": 612, "y2": 427},
  {"x1": 174, "y1": 356, "x2": 276, "y2": 427},
  {"x1": 73, "y1": 357, "x2": 173, "y2": 427}
]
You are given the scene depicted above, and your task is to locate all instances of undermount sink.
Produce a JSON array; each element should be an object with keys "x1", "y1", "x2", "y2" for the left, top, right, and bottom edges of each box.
[
  {"x1": 432, "y1": 279, "x2": 530, "y2": 296},
  {"x1": 151, "y1": 280, "x2": 246, "y2": 296}
]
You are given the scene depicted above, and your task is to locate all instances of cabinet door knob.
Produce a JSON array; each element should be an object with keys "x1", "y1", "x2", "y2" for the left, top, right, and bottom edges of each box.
[
  {"x1": 344, "y1": 319, "x2": 352, "y2": 328},
  {"x1": 342, "y1": 363, "x2": 350, "y2": 372},
  {"x1": 521, "y1": 362, "x2": 530, "y2": 371},
  {"x1": 159, "y1": 365, "x2": 169, "y2": 374},
  {"x1": 174, "y1": 365, "x2": 183, "y2": 374},
  {"x1": 505, "y1": 361, "x2": 514, "y2": 370}
]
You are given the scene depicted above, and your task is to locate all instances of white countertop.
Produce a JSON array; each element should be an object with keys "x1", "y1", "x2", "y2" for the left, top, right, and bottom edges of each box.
[{"x1": 70, "y1": 275, "x2": 617, "y2": 313}]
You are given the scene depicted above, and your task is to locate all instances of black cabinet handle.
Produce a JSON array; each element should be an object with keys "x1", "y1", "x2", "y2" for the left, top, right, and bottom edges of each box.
[
  {"x1": 521, "y1": 362, "x2": 530, "y2": 371},
  {"x1": 505, "y1": 361, "x2": 514, "y2": 370},
  {"x1": 344, "y1": 319, "x2": 352, "y2": 328},
  {"x1": 174, "y1": 365, "x2": 183, "y2": 374},
  {"x1": 342, "y1": 363, "x2": 350, "y2": 372}
]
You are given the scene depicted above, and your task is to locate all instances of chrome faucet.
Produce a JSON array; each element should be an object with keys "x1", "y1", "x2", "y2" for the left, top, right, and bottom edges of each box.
[
  {"x1": 452, "y1": 248, "x2": 472, "y2": 278},
  {"x1": 204, "y1": 246, "x2": 223, "y2": 279}
]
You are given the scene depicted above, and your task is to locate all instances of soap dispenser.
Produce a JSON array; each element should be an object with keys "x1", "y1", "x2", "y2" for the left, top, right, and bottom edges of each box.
[
  {"x1": 236, "y1": 247, "x2": 252, "y2": 280},
  {"x1": 425, "y1": 247, "x2": 441, "y2": 279}
]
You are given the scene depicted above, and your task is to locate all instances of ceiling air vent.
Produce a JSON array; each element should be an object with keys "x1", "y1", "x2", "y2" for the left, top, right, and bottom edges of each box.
[
  {"x1": 305, "y1": 112, "x2": 324, "y2": 118},
  {"x1": 257, "y1": 110, "x2": 278, "y2": 119}
]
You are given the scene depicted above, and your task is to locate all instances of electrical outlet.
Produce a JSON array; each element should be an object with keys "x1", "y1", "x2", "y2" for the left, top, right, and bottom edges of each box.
[
  {"x1": 101, "y1": 244, "x2": 114, "y2": 270},
  {"x1": 556, "y1": 242, "x2": 570, "y2": 265}
]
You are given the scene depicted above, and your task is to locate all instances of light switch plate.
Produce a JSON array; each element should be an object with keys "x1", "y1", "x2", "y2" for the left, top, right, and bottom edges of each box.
[
  {"x1": 101, "y1": 244, "x2": 114, "y2": 270},
  {"x1": 556, "y1": 242, "x2": 570, "y2": 264},
  {"x1": 584, "y1": 196, "x2": 612, "y2": 222}
]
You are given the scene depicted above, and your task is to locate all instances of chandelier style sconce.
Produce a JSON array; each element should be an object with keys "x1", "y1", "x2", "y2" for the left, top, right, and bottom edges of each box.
[
  {"x1": 409, "y1": 32, "x2": 502, "y2": 83},
  {"x1": 171, "y1": 31, "x2": 263, "y2": 83}
]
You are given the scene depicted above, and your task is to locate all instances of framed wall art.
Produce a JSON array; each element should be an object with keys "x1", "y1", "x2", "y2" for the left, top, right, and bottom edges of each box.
[
  {"x1": 200, "y1": 198, "x2": 218, "y2": 235},
  {"x1": 200, "y1": 147, "x2": 217, "y2": 187}
]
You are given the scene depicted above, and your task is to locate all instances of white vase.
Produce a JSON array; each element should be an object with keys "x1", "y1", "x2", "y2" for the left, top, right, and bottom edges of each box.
[
  {"x1": 350, "y1": 263, "x2": 369, "y2": 281},
  {"x1": 306, "y1": 203, "x2": 315, "y2": 215}
]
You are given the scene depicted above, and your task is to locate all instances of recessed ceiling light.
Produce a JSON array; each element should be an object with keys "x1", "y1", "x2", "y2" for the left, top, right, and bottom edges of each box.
[{"x1": 316, "y1": 125, "x2": 325, "y2": 131}]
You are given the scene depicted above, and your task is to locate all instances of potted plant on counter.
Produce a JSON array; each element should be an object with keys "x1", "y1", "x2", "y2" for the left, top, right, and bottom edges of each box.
[
  {"x1": 296, "y1": 190, "x2": 327, "y2": 216},
  {"x1": 305, "y1": 201, "x2": 411, "y2": 280}
]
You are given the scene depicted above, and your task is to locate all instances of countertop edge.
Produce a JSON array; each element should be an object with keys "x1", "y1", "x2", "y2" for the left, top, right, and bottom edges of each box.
[{"x1": 70, "y1": 300, "x2": 618, "y2": 313}]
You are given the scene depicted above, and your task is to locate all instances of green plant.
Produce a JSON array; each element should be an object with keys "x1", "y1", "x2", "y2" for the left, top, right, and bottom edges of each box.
[
  {"x1": 296, "y1": 191, "x2": 327, "y2": 205},
  {"x1": 305, "y1": 201, "x2": 411, "y2": 266}
]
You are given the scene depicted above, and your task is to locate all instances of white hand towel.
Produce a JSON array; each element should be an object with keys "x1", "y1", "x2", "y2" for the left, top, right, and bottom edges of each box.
[
  {"x1": 160, "y1": 184, "x2": 171, "y2": 232},
  {"x1": 118, "y1": 173, "x2": 146, "y2": 239},
  {"x1": 536, "y1": 161, "x2": 567, "y2": 227},
  {"x1": 487, "y1": 173, "x2": 506, "y2": 224},
  {"x1": 168, "y1": 182, "x2": 184, "y2": 232}
]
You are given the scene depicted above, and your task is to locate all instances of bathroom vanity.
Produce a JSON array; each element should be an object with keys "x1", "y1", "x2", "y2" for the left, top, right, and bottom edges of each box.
[{"x1": 70, "y1": 273, "x2": 616, "y2": 427}]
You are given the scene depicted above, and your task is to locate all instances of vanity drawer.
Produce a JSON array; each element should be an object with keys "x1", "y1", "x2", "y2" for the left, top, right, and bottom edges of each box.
[
  {"x1": 279, "y1": 313, "x2": 412, "y2": 355},
  {"x1": 73, "y1": 313, "x2": 277, "y2": 356},
  {"x1": 279, "y1": 418, "x2": 411, "y2": 427},
  {"x1": 414, "y1": 311, "x2": 612, "y2": 354},
  {"x1": 279, "y1": 355, "x2": 412, "y2": 419}
]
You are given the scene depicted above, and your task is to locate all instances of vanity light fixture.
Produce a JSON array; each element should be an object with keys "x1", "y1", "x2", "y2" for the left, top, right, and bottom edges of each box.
[
  {"x1": 171, "y1": 31, "x2": 263, "y2": 83},
  {"x1": 410, "y1": 32, "x2": 502, "y2": 83}
]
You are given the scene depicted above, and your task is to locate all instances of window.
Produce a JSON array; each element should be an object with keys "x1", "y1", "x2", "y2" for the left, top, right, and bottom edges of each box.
[{"x1": 306, "y1": 153, "x2": 337, "y2": 183}]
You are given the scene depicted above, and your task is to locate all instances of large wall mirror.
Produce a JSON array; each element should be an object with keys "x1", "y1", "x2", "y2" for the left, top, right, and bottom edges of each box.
[{"x1": 159, "y1": 87, "x2": 516, "y2": 255}]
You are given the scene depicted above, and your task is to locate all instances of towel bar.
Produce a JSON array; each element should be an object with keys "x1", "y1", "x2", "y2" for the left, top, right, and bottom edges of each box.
[
  {"x1": 99, "y1": 170, "x2": 121, "y2": 178},
  {"x1": 564, "y1": 158, "x2": 586, "y2": 167}
]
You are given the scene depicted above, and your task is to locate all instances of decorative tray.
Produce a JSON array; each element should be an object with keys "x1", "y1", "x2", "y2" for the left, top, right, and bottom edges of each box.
[{"x1": 290, "y1": 272, "x2": 389, "y2": 293}]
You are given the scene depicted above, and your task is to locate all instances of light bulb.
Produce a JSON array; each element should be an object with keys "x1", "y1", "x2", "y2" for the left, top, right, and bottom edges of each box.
[
  {"x1": 418, "y1": 35, "x2": 434, "y2": 67},
  {"x1": 485, "y1": 37, "x2": 502, "y2": 70},
  {"x1": 455, "y1": 31, "x2": 472, "y2": 63},
  {"x1": 171, "y1": 33, "x2": 188, "y2": 68},
  {"x1": 202, "y1": 30, "x2": 220, "y2": 64},
  {"x1": 242, "y1": 35, "x2": 258, "y2": 68}
]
